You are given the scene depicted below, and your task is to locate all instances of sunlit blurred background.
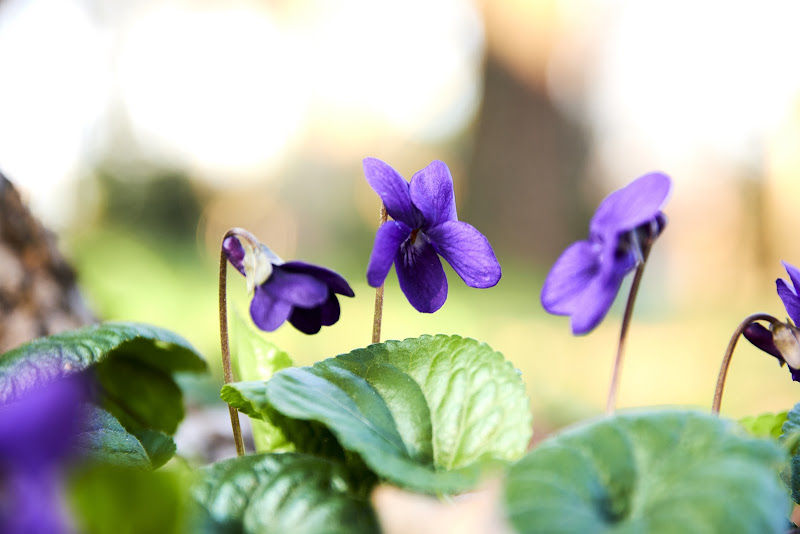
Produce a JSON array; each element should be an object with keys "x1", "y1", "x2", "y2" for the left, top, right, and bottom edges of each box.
[{"x1": 2, "y1": 0, "x2": 800, "y2": 433}]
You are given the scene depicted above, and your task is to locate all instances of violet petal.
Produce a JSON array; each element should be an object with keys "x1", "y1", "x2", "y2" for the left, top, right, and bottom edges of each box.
[
  {"x1": 288, "y1": 295, "x2": 342, "y2": 335},
  {"x1": 367, "y1": 220, "x2": 412, "y2": 288},
  {"x1": 318, "y1": 295, "x2": 341, "y2": 327},
  {"x1": 0, "y1": 378, "x2": 84, "y2": 534},
  {"x1": 589, "y1": 172, "x2": 672, "y2": 238},
  {"x1": 363, "y1": 158, "x2": 420, "y2": 227},
  {"x1": 5, "y1": 467, "x2": 70, "y2": 534},
  {"x1": 0, "y1": 377, "x2": 85, "y2": 464},
  {"x1": 409, "y1": 160, "x2": 458, "y2": 227},
  {"x1": 777, "y1": 278, "x2": 800, "y2": 326},
  {"x1": 281, "y1": 261, "x2": 354, "y2": 297},
  {"x1": 541, "y1": 239, "x2": 634, "y2": 334},
  {"x1": 222, "y1": 235, "x2": 246, "y2": 276},
  {"x1": 790, "y1": 367, "x2": 800, "y2": 383},
  {"x1": 250, "y1": 286, "x2": 294, "y2": 331},
  {"x1": 425, "y1": 221, "x2": 501, "y2": 289},
  {"x1": 568, "y1": 268, "x2": 628, "y2": 335},
  {"x1": 288, "y1": 306, "x2": 323, "y2": 335},
  {"x1": 780, "y1": 261, "x2": 800, "y2": 325},
  {"x1": 262, "y1": 268, "x2": 329, "y2": 308},
  {"x1": 541, "y1": 240, "x2": 601, "y2": 315},
  {"x1": 783, "y1": 261, "x2": 800, "y2": 292},
  {"x1": 394, "y1": 237, "x2": 448, "y2": 313}
]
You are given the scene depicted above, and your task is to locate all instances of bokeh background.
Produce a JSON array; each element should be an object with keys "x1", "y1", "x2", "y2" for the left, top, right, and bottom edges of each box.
[{"x1": 2, "y1": 0, "x2": 800, "y2": 433}]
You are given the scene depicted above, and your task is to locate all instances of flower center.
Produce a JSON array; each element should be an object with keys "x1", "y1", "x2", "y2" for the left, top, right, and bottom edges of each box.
[{"x1": 401, "y1": 229, "x2": 427, "y2": 268}]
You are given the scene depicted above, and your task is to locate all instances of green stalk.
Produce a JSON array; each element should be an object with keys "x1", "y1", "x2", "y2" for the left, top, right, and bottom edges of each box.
[
  {"x1": 220, "y1": 230, "x2": 245, "y2": 456},
  {"x1": 605, "y1": 255, "x2": 648, "y2": 415},
  {"x1": 711, "y1": 313, "x2": 780, "y2": 414},
  {"x1": 371, "y1": 204, "x2": 388, "y2": 345}
]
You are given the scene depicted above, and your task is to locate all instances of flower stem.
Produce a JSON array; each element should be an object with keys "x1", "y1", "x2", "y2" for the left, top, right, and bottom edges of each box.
[
  {"x1": 605, "y1": 248, "x2": 652, "y2": 415},
  {"x1": 711, "y1": 313, "x2": 781, "y2": 414},
  {"x1": 219, "y1": 232, "x2": 245, "y2": 457},
  {"x1": 371, "y1": 204, "x2": 388, "y2": 345}
]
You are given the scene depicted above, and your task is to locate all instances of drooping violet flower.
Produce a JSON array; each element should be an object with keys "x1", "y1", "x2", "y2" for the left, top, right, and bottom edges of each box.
[
  {"x1": 223, "y1": 229, "x2": 354, "y2": 334},
  {"x1": 364, "y1": 158, "x2": 501, "y2": 313},
  {"x1": 541, "y1": 172, "x2": 672, "y2": 334},
  {"x1": 743, "y1": 261, "x2": 800, "y2": 381},
  {"x1": 0, "y1": 377, "x2": 86, "y2": 534}
]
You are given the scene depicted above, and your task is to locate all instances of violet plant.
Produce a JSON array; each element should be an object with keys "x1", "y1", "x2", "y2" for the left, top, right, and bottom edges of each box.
[
  {"x1": 541, "y1": 172, "x2": 671, "y2": 413},
  {"x1": 217, "y1": 227, "x2": 354, "y2": 455},
  {"x1": 3, "y1": 159, "x2": 800, "y2": 534}
]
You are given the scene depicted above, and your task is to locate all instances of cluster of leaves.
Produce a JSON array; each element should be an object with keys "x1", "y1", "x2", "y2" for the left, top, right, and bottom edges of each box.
[
  {"x1": 214, "y1": 326, "x2": 796, "y2": 533},
  {"x1": 2, "y1": 322, "x2": 799, "y2": 533},
  {"x1": 203, "y1": 331, "x2": 531, "y2": 531}
]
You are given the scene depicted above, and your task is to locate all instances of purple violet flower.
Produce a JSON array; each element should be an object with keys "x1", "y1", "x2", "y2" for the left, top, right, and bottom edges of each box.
[
  {"x1": 540, "y1": 172, "x2": 672, "y2": 334},
  {"x1": 743, "y1": 261, "x2": 800, "y2": 381},
  {"x1": 363, "y1": 158, "x2": 501, "y2": 313},
  {"x1": 223, "y1": 231, "x2": 354, "y2": 334},
  {"x1": 0, "y1": 377, "x2": 86, "y2": 534}
]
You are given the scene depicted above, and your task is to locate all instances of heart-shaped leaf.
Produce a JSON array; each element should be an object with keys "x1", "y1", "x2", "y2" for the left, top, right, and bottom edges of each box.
[
  {"x1": 504, "y1": 409, "x2": 788, "y2": 534},
  {"x1": 191, "y1": 453, "x2": 379, "y2": 534},
  {"x1": 223, "y1": 335, "x2": 532, "y2": 493}
]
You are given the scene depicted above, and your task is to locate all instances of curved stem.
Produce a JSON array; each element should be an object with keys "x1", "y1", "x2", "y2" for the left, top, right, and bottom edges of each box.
[
  {"x1": 220, "y1": 231, "x2": 245, "y2": 456},
  {"x1": 371, "y1": 204, "x2": 388, "y2": 345},
  {"x1": 605, "y1": 256, "x2": 649, "y2": 415},
  {"x1": 711, "y1": 312, "x2": 781, "y2": 414}
]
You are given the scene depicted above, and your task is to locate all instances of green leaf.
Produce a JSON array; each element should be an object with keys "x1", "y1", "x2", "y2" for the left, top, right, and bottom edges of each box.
[
  {"x1": 131, "y1": 429, "x2": 177, "y2": 470},
  {"x1": 0, "y1": 321, "x2": 206, "y2": 402},
  {"x1": 780, "y1": 402, "x2": 800, "y2": 503},
  {"x1": 74, "y1": 405, "x2": 177, "y2": 470},
  {"x1": 231, "y1": 312, "x2": 294, "y2": 381},
  {"x1": 739, "y1": 411, "x2": 788, "y2": 439},
  {"x1": 191, "y1": 453, "x2": 379, "y2": 534},
  {"x1": 221, "y1": 383, "x2": 346, "y2": 461},
  {"x1": 94, "y1": 356, "x2": 184, "y2": 434},
  {"x1": 0, "y1": 322, "x2": 206, "y2": 468},
  {"x1": 504, "y1": 409, "x2": 788, "y2": 534},
  {"x1": 74, "y1": 405, "x2": 152, "y2": 470},
  {"x1": 223, "y1": 335, "x2": 532, "y2": 493},
  {"x1": 781, "y1": 402, "x2": 800, "y2": 446},
  {"x1": 230, "y1": 315, "x2": 294, "y2": 452}
]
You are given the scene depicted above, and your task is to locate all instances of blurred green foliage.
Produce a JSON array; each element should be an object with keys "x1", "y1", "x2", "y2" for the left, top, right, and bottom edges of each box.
[{"x1": 69, "y1": 460, "x2": 192, "y2": 534}]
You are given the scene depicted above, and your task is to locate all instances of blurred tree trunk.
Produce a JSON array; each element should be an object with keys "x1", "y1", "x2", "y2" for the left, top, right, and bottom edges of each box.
[
  {"x1": 0, "y1": 173, "x2": 94, "y2": 352},
  {"x1": 465, "y1": 56, "x2": 590, "y2": 265}
]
